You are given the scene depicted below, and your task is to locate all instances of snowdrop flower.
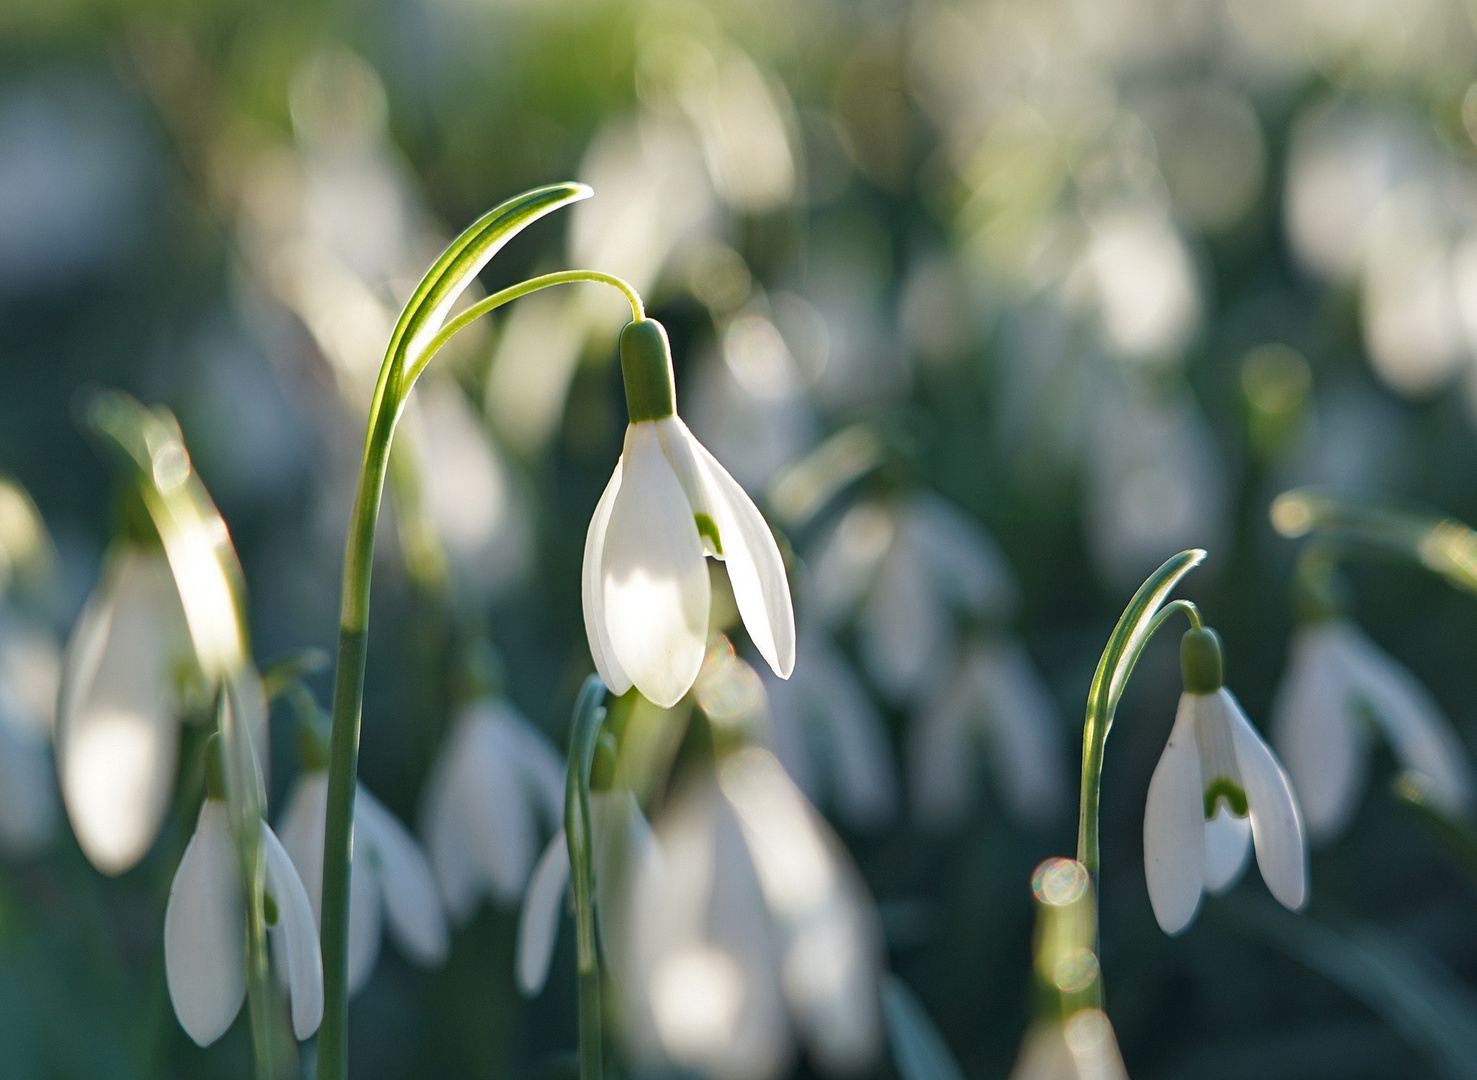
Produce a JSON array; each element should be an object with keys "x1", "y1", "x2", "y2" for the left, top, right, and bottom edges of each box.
[
  {"x1": 0, "y1": 612, "x2": 61, "y2": 856},
  {"x1": 620, "y1": 748, "x2": 882, "y2": 1080},
  {"x1": 56, "y1": 546, "x2": 194, "y2": 875},
  {"x1": 1007, "y1": 1010, "x2": 1129, "y2": 1080},
  {"x1": 761, "y1": 627, "x2": 898, "y2": 831},
  {"x1": 583, "y1": 318, "x2": 795, "y2": 709},
  {"x1": 164, "y1": 748, "x2": 321, "y2": 1046},
  {"x1": 1271, "y1": 618, "x2": 1473, "y2": 844},
  {"x1": 1144, "y1": 627, "x2": 1307, "y2": 935},
  {"x1": 810, "y1": 491, "x2": 1017, "y2": 706},
  {"x1": 276, "y1": 766, "x2": 448, "y2": 997},
  {"x1": 909, "y1": 638, "x2": 1064, "y2": 828},
  {"x1": 420, "y1": 697, "x2": 565, "y2": 923},
  {"x1": 515, "y1": 787, "x2": 658, "y2": 997}
]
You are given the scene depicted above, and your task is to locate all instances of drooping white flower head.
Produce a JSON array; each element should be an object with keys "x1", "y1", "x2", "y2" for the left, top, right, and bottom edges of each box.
[
  {"x1": 1007, "y1": 1010, "x2": 1130, "y2": 1080},
  {"x1": 910, "y1": 638, "x2": 1064, "y2": 828},
  {"x1": 1271, "y1": 618, "x2": 1474, "y2": 844},
  {"x1": 515, "y1": 787, "x2": 659, "y2": 998},
  {"x1": 582, "y1": 318, "x2": 796, "y2": 708},
  {"x1": 809, "y1": 491, "x2": 1017, "y2": 706},
  {"x1": 164, "y1": 797, "x2": 322, "y2": 1045},
  {"x1": 761, "y1": 626, "x2": 898, "y2": 831},
  {"x1": 618, "y1": 748, "x2": 882, "y2": 1080},
  {"x1": 419, "y1": 697, "x2": 565, "y2": 923},
  {"x1": 1144, "y1": 628, "x2": 1308, "y2": 935},
  {"x1": 56, "y1": 547, "x2": 195, "y2": 875},
  {"x1": 0, "y1": 612, "x2": 62, "y2": 857},
  {"x1": 276, "y1": 770, "x2": 448, "y2": 996}
]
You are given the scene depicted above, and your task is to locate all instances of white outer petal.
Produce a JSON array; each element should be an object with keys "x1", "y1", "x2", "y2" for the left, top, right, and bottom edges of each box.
[
  {"x1": 164, "y1": 801, "x2": 245, "y2": 1046},
  {"x1": 908, "y1": 664, "x2": 975, "y2": 828},
  {"x1": 57, "y1": 550, "x2": 186, "y2": 875},
  {"x1": 802, "y1": 639, "x2": 896, "y2": 829},
  {"x1": 582, "y1": 458, "x2": 633, "y2": 695},
  {"x1": 516, "y1": 831, "x2": 570, "y2": 997},
  {"x1": 592, "y1": 788, "x2": 660, "y2": 984},
  {"x1": 602, "y1": 422, "x2": 710, "y2": 707},
  {"x1": 972, "y1": 641, "x2": 1064, "y2": 825},
  {"x1": 420, "y1": 715, "x2": 486, "y2": 923},
  {"x1": 1224, "y1": 689, "x2": 1308, "y2": 913},
  {"x1": 357, "y1": 785, "x2": 448, "y2": 971},
  {"x1": 673, "y1": 420, "x2": 796, "y2": 681},
  {"x1": 859, "y1": 542, "x2": 948, "y2": 705},
  {"x1": 1338, "y1": 623, "x2": 1475, "y2": 816},
  {"x1": 1143, "y1": 695, "x2": 1206, "y2": 935},
  {"x1": 901, "y1": 492, "x2": 1019, "y2": 619},
  {"x1": 262, "y1": 819, "x2": 324, "y2": 1039},
  {"x1": 1202, "y1": 805, "x2": 1252, "y2": 896},
  {"x1": 1270, "y1": 625, "x2": 1364, "y2": 843}
]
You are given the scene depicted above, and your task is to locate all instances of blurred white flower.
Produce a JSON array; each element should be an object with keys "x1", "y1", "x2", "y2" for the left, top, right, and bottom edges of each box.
[
  {"x1": 1271, "y1": 619, "x2": 1474, "y2": 844},
  {"x1": 420, "y1": 698, "x2": 565, "y2": 923},
  {"x1": 164, "y1": 798, "x2": 322, "y2": 1046},
  {"x1": 1007, "y1": 1009, "x2": 1129, "y2": 1080},
  {"x1": 761, "y1": 628, "x2": 898, "y2": 831},
  {"x1": 620, "y1": 748, "x2": 882, "y2": 1080},
  {"x1": 811, "y1": 492, "x2": 1017, "y2": 705},
  {"x1": 909, "y1": 638, "x2": 1064, "y2": 828},
  {"x1": 1083, "y1": 204, "x2": 1200, "y2": 365},
  {"x1": 583, "y1": 411, "x2": 795, "y2": 708},
  {"x1": 515, "y1": 787, "x2": 659, "y2": 997},
  {"x1": 0, "y1": 612, "x2": 61, "y2": 857},
  {"x1": 276, "y1": 771, "x2": 448, "y2": 997},
  {"x1": 1144, "y1": 686, "x2": 1307, "y2": 935},
  {"x1": 55, "y1": 547, "x2": 194, "y2": 875},
  {"x1": 1085, "y1": 376, "x2": 1227, "y2": 589}
]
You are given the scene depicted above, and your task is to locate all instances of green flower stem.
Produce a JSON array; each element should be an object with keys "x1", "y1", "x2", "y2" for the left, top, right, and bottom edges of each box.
[
  {"x1": 317, "y1": 182, "x2": 642, "y2": 1080},
  {"x1": 565, "y1": 676, "x2": 609, "y2": 1080},
  {"x1": 1076, "y1": 551, "x2": 1206, "y2": 882}
]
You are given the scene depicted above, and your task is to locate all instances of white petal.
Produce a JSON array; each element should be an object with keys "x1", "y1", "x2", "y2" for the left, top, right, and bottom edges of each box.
[
  {"x1": 672, "y1": 420, "x2": 796, "y2": 680},
  {"x1": 972, "y1": 641, "x2": 1064, "y2": 825},
  {"x1": 1143, "y1": 695, "x2": 1206, "y2": 935},
  {"x1": 420, "y1": 718, "x2": 485, "y2": 923},
  {"x1": 582, "y1": 458, "x2": 633, "y2": 695},
  {"x1": 357, "y1": 786, "x2": 449, "y2": 969},
  {"x1": 908, "y1": 665, "x2": 976, "y2": 828},
  {"x1": 602, "y1": 422, "x2": 710, "y2": 707},
  {"x1": 1270, "y1": 625, "x2": 1366, "y2": 843},
  {"x1": 346, "y1": 832, "x2": 383, "y2": 998},
  {"x1": 262, "y1": 819, "x2": 324, "y2": 1040},
  {"x1": 516, "y1": 832, "x2": 570, "y2": 997},
  {"x1": 1338, "y1": 623, "x2": 1475, "y2": 817},
  {"x1": 1202, "y1": 805, "x2": 1252, "y2": 896},
  {"x1": 592, "y1": 788, "x2": 660, "y2": 983},
  {"x1": 901, "y1": 492, "x2": 1019, "y2": 619},
  {"x1": 858, "y1": 542, "x2": 950, "y2": 704},
  {"x1": 799, "y1": 640, "x2": 896, "y2": 829},
  {"x1": 1224, "y1": 690, "x2": 1308, "y2": 913},
  {"x1": 57, "y1": 550, "x2": 186, "y2": 875},
  {"x1": 164, "y1": 801, "x2": 245, "y2": 1046}
]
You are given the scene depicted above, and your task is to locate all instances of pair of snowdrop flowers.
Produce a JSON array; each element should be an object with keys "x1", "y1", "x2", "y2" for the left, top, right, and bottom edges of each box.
[
  {"x1": 809, "y1": 490, "x2": 1065, "y2": 827},
  {"x1": 582, "y1": 318, "x2": 796, "y2": 709},
  {"x1": 1271, "y1": 616, "x2": 1473, "y2": 843},
  {"x1": 1144, "y1": 627, "x2": 1307, "y2": 935}
]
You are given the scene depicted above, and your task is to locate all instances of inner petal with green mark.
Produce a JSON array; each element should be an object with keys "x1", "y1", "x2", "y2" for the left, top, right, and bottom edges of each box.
[
  {"x1": 695, "y1": 513, "x2": 723, "y2": 558},
  {"x1": 1203, "y1": 777, "x2": 1248, "y2": 819}
]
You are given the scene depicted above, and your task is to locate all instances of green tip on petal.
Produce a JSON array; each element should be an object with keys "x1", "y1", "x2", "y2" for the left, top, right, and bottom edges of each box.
[
  {"x1": 1203, "y1": 777, "x2": 1248, "y2": 819},
  {"x1": 263, "y1": 890, "x2": 280, "y2": 927},
  {"x1": 1181, "y1": 626, "x2": 1224, "y2": 694},
  {"x1": 620, "y1": 318, "x2": 677, "y2": 422}
]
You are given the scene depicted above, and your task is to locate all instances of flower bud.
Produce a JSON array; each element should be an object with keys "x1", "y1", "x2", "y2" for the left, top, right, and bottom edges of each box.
[
  {"x1": 1180, "y1": 627, "x2": 1224, "y2": 694},
  {"x1": 620, "y1": 319, "x2": 677, "y2": 422}
]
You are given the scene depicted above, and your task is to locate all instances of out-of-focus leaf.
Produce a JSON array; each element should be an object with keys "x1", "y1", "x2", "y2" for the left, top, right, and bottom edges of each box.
[
  {"x1": 1222, "y1": 897, "x2": 1477, "y2": 1080},
  {"x1": 882, "y1": 974, "x2": 967, "y2": 1080},
  {"x1": 1390, "y1": 773, "x2": 1477, "y2": 889}
]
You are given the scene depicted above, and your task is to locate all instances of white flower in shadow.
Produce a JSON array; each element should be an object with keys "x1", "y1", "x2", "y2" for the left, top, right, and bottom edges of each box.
[
  {"x1": 164, "y1": 798, "x2": 322, "y2": 1045},
  {"x1": 1271, "y1": 619, "x2": 1473, "y2": 844},
  {"x1": 909, "y1": 639, "x2": 1064, "y2": 828},
  {"x1": 276, "y1": 771, "x2": 447, "y2": 996},
  {"x1": 420, "y1": 698, "x2": 565, "y2": 923}
]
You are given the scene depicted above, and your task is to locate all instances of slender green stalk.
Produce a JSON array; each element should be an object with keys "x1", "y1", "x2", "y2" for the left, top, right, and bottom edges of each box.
[
  {"x1": 316, "y1": 182, "x2": 643, "y2": 1080},
  {"x1": 1075, "y1": 551, "x2": 1206, "y2": 880},
  {"x1": 565, "y1": 676, "x2": 609, "y2": 1080}
]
